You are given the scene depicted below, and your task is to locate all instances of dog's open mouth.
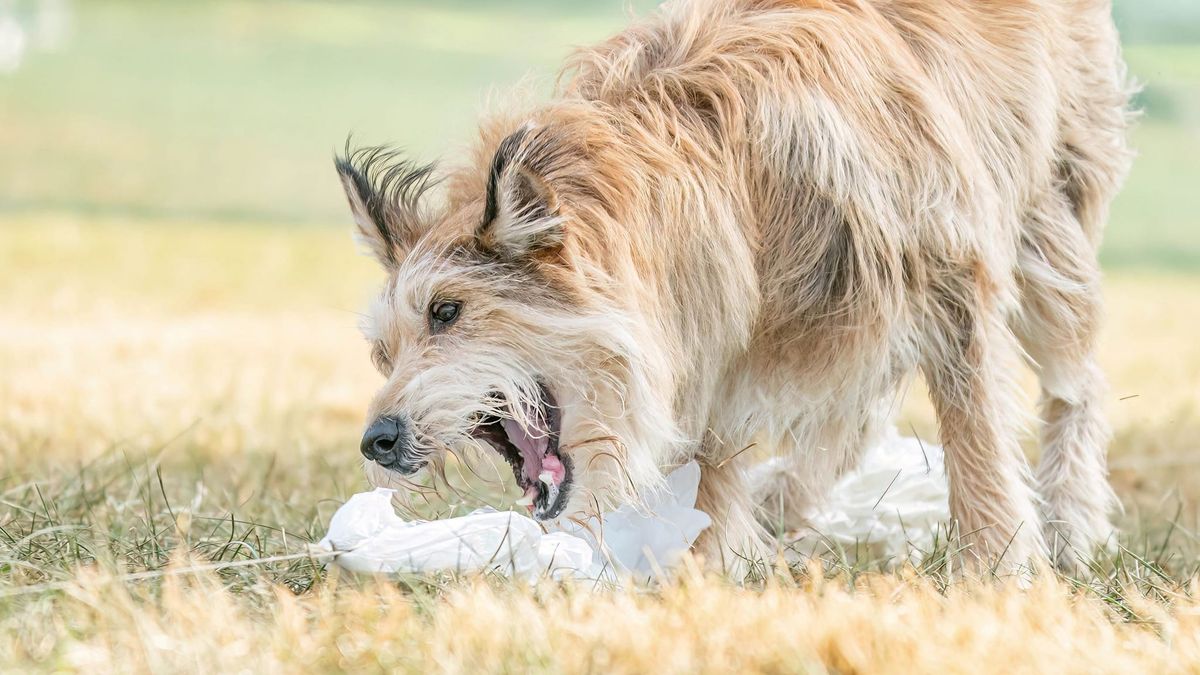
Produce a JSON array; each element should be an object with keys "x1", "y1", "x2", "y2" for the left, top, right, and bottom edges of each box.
[{"x1": 471, "y1": 385, "x2": 573, "y2": 520}]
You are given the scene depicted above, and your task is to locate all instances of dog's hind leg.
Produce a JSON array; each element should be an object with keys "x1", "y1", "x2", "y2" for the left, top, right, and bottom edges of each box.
[
  {"x1": 1011, "y1": 37, "x2": 1130, "y2": 568},
  {"x1": 921, "y1": 271, "x2": 1047, "y2": 577},
  {"x1": 1015, "y1": 190, "x2": 1118, "y2": 571}
]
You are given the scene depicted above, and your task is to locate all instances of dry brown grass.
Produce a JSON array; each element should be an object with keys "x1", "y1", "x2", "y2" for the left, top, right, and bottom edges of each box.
[
  {"x1": 2, "y1": 215, "x2": 1199, "y2": 673},
  {"x1": 8, "y1": 565, "x2": 1200, "y2": 673}
]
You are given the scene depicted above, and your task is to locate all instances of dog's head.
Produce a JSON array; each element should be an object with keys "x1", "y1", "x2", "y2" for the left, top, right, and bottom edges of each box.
[{"x1": 335, "y1": 119, "x2": 678, "y2": 520}]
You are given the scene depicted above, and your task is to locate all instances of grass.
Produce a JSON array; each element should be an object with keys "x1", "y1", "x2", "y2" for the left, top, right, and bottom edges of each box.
[
  {"x1": 2, "y1": 218, "x2": 1200, "y2": 672},
  {"x1": 2, "y1": 1, "x2": 1200, "y2": 671}
]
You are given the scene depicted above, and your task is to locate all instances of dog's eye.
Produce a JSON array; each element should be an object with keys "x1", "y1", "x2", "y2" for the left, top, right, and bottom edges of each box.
[{"x1": 429, "y1": 300, "x2": 462, "y2": 331}]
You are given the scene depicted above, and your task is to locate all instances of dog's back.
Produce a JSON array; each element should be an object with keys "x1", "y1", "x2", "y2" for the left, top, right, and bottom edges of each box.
[{"x1": 564, "y1": 0, "x2": 1130, "y2": 251}]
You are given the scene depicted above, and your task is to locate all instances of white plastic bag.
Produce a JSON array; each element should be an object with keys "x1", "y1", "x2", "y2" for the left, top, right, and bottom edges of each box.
[
  {"x1": 318, "y1": 491, "x2": 547, "y2": 576},
  {"x1": 788, "y1": 427, "x2": 949, "y2": 563},
  {"x1": 561, "y1": 461, "x2": 711, "y2": 577},
  {"x1": 316, "y1": 432, "x2": 949, "y2": 580},
  {"x1": 317, "y1": 462, "x2": 710, "y2": 581}
]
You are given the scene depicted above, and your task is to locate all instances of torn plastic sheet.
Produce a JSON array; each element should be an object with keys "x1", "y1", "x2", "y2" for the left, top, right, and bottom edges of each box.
[
  {"x1": 767, "y1": 427, "x2": 950, "y2": 563},
  {"x1": 317, "y1": 462, "x2": 710, "y2": 581},
  {"x1": 316, "y1": 431, "x2": 949, "y2": 580}
]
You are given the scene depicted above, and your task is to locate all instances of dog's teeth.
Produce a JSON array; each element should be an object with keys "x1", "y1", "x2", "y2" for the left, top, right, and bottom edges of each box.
[
  {"x1": 515, "y1": 494, "x2": 535, "y2": 507},
  {"x1": 538, "y1": 470, "x2": 554, "y2": 486}
]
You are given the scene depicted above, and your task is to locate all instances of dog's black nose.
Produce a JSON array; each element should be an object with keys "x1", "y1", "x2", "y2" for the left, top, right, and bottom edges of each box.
[{"x1": 360, "y1": 416, "x2": 419, "y2": 473}]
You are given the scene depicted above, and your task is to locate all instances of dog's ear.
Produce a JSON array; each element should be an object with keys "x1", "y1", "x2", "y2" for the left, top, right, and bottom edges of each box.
[
  {"x1": 335, "y1": 147, "x2": 435, "y2": 267},
  {"x1": 477, "y1": 128, "x2": 565, "y2": 258}
]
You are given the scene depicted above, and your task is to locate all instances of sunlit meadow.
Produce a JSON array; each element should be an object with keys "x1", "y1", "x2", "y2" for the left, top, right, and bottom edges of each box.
[{"x1": 2, "y1": 1, "x2": 1200, "y2": 672}]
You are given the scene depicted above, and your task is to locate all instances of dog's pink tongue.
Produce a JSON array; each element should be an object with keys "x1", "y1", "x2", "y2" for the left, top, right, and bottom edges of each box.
[
  {"x1": 501, "y1": 417, "x2": 546, "y2": 483},
  {"x1": 540, "y1": 453, "x2": 565, "y2": 485}
]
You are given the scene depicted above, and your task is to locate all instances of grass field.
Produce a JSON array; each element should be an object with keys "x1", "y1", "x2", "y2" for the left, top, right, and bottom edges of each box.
[
  {"x1": 3, "y1": 1, "x2": 1200, "y2": 672},
  {"x1": 3, "y1": 219, "x2": 1200, "y2": 672}
]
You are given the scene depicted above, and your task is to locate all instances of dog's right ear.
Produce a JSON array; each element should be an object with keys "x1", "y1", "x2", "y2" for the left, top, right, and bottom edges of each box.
[
  {"x1": 335, "y1": 147, "x2": 435, "y2": 268},
  {"x1": 477, "y1": 127, "x2": 566, "y2": 259}
]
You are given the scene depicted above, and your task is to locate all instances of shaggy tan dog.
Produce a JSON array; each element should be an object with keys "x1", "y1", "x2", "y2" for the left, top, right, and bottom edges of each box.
[{"x1": 337, "y1": 0, "x2": 1132, "y2": 576}]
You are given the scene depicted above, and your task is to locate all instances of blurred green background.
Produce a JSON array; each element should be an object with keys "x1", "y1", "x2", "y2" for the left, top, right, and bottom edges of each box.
[{"x1": 0, "y1": 0, "x2": 1198, "y2": 268}]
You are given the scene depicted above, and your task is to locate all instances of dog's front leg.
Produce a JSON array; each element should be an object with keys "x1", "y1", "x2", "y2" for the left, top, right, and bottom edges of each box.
[{"x1": 693, "y1": 455, "x2": 774, "y2": 581}]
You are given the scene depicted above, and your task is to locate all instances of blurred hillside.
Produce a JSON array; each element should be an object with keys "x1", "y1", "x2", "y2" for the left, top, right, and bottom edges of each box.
[
  {"x1": 1115, "y1": 0, "x2": 1200, "y2": 43},
  {"x1": 0, "y1": 0, "x2": 1197, "y2": 268}
]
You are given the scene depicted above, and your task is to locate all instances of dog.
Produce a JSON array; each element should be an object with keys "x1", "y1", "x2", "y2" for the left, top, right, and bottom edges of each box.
[{"x1": 336, "y1": 0, "x2": 1132, "y2": 576}]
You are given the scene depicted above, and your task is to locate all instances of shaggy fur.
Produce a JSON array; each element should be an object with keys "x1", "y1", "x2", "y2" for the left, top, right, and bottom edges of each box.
[{"x1": 338, "y1": 0, "x2": 1132, "y2": 576}]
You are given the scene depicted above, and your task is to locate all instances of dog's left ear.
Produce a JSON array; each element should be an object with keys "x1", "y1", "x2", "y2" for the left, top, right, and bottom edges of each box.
[{"x1": 477, "y1": 128, "x2": 565, "y2": 257}]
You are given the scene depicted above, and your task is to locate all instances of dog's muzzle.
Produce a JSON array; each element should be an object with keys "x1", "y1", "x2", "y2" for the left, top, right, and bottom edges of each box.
[{"x1": 360, "y1": 415, "x2": 422, "y2": 474}]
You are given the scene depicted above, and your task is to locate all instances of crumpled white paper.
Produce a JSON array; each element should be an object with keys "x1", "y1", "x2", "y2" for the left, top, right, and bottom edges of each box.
[{"x1": 316, "y1": 430, "x2": 949, "y2": 579}]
